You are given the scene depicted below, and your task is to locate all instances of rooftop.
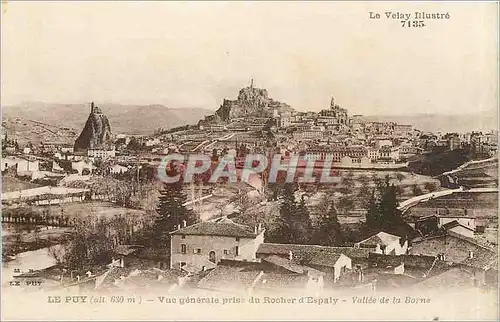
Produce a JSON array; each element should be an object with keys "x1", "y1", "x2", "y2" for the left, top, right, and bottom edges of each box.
[
  {"x1": 261, "y1": 255, "x2": 307, "y2": 274},
  {"x1": 197, "y1": 264, "x2": 263, "y2": 293},
  {"x1": 308, "y1": 252, "x2": 343, "y2": 268},
  {"x1": 356, "y1": 231, "x2": 401, "y2": 247},
  {"x1": 170, "y1": 218, "x2": 261, "y2": 238},
  {"x1": 256, "y1": 243, "x2": 371, "y2": 262},
  {"x1": 441, "y1": 220, "x2": 475, "y2": 232}
]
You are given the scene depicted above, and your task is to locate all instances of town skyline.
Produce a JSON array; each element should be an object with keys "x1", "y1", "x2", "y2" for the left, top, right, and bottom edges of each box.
[{"x1": 2, "y1": 2, "x2": 498, "y2": 116}]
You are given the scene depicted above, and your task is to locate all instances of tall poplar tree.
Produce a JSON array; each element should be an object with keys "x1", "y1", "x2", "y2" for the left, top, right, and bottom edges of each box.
[
  {"x1": 153, "y1": 170, "x2": 199, "y2": 247},
  {"x1": 312, "y1": 201, "x2": 344, "y2": 246}
]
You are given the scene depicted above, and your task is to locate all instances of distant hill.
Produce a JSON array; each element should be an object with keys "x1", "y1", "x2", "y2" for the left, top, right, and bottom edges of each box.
[
  {"x1": 2, "y1": 102, "x2": 214, "y2": 135},
  {"x1": 2, "y1": 117, "x2": 78, "y2": 145},
  {"x1": 362, "y1": 110, "x2": 498, "y2": 133}
]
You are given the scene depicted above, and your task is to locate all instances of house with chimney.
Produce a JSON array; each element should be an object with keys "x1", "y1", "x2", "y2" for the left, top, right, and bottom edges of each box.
[
  {"x1": 415, "y1": 209, "x2": 476, "y2": 238},
  {"x1": 255, "y1": 243, "x2": 355, "y2": 285},
  {"x1": 1, "y1": 156, "x2": 40, "y2": 176},
  {"x1": 169, "y1": 217, "x2": 265, "y2": 274},
  {"x1": 196, "y1": 257, "x2": 325, "y2": 296},
  {"x1": 409, "y1": 230, "x2": 497, "y2": 279}
]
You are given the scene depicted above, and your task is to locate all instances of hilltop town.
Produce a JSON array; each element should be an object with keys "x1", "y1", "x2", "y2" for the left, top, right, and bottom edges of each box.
[{"x1": 1, "y1": 82, "x2": 498, "y2": 297}]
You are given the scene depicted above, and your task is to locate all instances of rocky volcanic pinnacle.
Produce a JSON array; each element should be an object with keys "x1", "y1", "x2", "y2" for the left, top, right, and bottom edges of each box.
[
  {"x1": 215, "y1": 82, "x2": 293, "y2": 121},
  {"x1": 74, "y1": 102, "x2": 113, "y2": 151}
]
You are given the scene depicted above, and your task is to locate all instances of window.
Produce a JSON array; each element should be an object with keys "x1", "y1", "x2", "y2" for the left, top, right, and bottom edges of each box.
[
  {"x1": 235, "y1": 246, "x2": 240, "y2": 256},
  {"x1": 180, "y1": 262, "x2": 186, "y2": 269},
  {"x1": 209, "y1": 251, "x2": 216, "y2": 263},
  {"x1": 223, "y1": 250, "x2": 228, "y2": 255},
  {"x1": 181, "y1": 244, "x2": 186, "y2": 254},
  {"x1": 181, "y1": 235, "x2": 186, "y2": 239},
  {"x1": 235, "y1": 237, "x2": 240, "y2": 242},
  {"x1": 196, "y1": 248, "x2": 202, "y2": 254}
]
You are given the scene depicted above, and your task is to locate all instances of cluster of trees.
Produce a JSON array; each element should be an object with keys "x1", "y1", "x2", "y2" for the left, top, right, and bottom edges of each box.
[
  {"x1": 263, "y1": 175, "x2": 418, "y2": 247},
  {"x1": 66, "y1": 176, "x2": 160, "y2": 210},
  {"x1": 3, "y1": 207, "x2": 73, "y2": 226},
  {"x1": 408, "y1": 149, "x2": 470, "y2": 176},
  {"x1": 364, "y1": 177, "x2": 414, "y2": 239},
  {"x1": 49, "y1": 214, "x2": 149, "y2": 270},
  {"x1": 265, "y1": 183, "x2": 345, "y2": 246},
  {"x1": 49, "y1": 177, "x2": 199, "y2": 269}
]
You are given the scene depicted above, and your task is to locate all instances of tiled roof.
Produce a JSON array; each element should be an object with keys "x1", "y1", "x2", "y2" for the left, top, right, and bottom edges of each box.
[
  {"x1": 170, "y1": 219, "x2": 258, "y2": 238},
  {"x1": 114, "y1": 268, "x2": 186, "y2": 290},
  {"x1": 256, "y1": 243, "x2": 371, "y2": 262},
  {"x1": 442, "y1": 220, "x2": 474, "y2": 232},
  {"x1": 261, "y1": 255, "x2": 306, "y2": 274},
  {"x1": 459, "y1": 251, "x2": 497, "y2": 270},
  {"x1": 413, "y1": 267, "x2": 477, "y2": 289},
  {"x1": 308, "y1": 252, "x2": 343, "y2": 268},
  {"x1": 368, "y1": 253, "x2": 437, "y2": 270},
  {"x1": 97, "y1": 267, "x2": 135, "y2": 289},
  {"x1": 254, "y1": 272, "x2": 309, "y2": 290},
  {"x1": 197, "y1": 264, "x2": 263, "y2": 292},
  {"x1": 357, "y1": 232, "x2": 401, "y2": 247}
]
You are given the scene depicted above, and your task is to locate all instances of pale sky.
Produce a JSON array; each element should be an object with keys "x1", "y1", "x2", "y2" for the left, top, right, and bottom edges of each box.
[{"x1": 1, "y1": 1, "x2": 498, "y2": 115}]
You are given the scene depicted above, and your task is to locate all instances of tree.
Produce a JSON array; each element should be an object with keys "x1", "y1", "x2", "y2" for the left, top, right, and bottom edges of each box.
[
  {"x1": 338, "y1": 195, "x2": 355, "y2": 214},
  {"x1": 395, "y1": 185, "x2": 405, "y2": 197},
  {"x1": 296, "y1": 196, "x2": 313, "y2": 243},
  {"x1": 395, "y1": 172, "x2": 405, "y2": 182},
  {"x1": 340, "y1": 177, "x2": 355, "y2": 195},
  {"x1": 312, "y1": 201, "x2": 344, "y2": 246},
  {"x1": 267, "y1": 183, "x2": 305, "y2": 244},
  {"x1": 53, "y1": 217, "x2": 114, "y2": 270},
  {"x1": 358, "y1": 174, "x2": 369, "y2": 186},
  {"x1": 378, "y1": 184, "x2": 400, "y2": 223},
  {"x1": 364, "y1": 180, "x2": 413, "y2": 239},
  {"x1": 424, "y1": 182, "x2": 438, "y2": 192},
  {"x1": 358, "y1": 184, "x2": 371, "y2": 208},
  {"x1": 153, "y1": 181, "x2": 199, "y2": 247},
  {"x1": 364, "y1": 191, "x2": 382, "y2": 231},
  {"x1": 411, "y1": 184, "x2": 424, "y2": 196}
]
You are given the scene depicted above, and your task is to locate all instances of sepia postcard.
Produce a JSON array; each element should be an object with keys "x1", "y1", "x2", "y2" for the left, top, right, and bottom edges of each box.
[{"x1": 1, "y1": 1, "x2": 498, "y2": 321}]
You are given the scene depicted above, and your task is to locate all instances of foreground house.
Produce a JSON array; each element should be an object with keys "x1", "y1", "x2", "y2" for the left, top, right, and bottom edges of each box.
[
  {"x1": 1, "y1": 156, "x2": 40, "y2": 176},
  {"x1": 169, "y1": 218, "x2": 265, "y2": 274},
  {"x1": 256, "y1": 243, "x2": 355, "y2": 285},
  {"x1": 197, "y1": 258, "x2": 324, "y2": 296},
  {"x1": 415, "y1": 212, "x2": 476, "y2": 238},
  {"x1": 410, "y1": 230, "x2": 496, "y2": 264}
]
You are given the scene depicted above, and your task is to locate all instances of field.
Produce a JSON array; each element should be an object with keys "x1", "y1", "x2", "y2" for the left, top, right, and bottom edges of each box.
[
  {"x1": 2, "y1": 175, "x2": 42, "y2": 193},
  {"x1": 31, "y1": 201, "x2": 147, "y2": 219}
]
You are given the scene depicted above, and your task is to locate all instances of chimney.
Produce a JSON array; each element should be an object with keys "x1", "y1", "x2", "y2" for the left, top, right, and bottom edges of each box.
[
  {"x1": 182, "y1": 220, "x2": 187, "y2": 228},
  {"x1": 288, "y1": 250, "x2": 293, "y2": 261},
  {"x1": 254, "y1": 225, "x2": 257, "y2": 234},
  {"x1": 468, "y1": 250, "x2": 474, "y2": 259}
]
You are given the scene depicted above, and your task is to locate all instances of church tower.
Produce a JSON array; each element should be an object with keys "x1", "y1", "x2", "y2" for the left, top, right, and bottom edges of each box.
[{"x1": 330, "y1": 96, "x2": 335, "y2": 109}]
